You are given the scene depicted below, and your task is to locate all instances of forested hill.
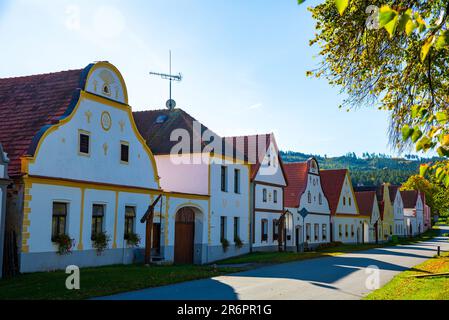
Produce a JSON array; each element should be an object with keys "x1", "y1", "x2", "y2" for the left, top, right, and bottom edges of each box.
[{"x1": 280, "y1": 151, "x2": 442, "y2": 187}]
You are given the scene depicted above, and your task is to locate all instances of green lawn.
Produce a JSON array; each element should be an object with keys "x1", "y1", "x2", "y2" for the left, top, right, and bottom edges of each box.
[
  {"x1": 0, "y1": 264, "x2": 245, "y2": 300},
  {"x1": 216, "y1": 228, "x2": 440, "y2": 265},
  {"x1": 365, "y1": 252, "x2": 449, "y2": 300}
]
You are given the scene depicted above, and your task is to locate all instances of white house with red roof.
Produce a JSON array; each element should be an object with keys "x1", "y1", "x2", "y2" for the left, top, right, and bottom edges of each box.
[
  {"x1": 321, "y1": 169, "x2": 368, "y2": 244},
  {"x1": 0, "y1": 144, "x2": 10, "y2": 278},
  {"x1": 283, "y1": 158, "x2": 331, "y2": 251},
  {"x1": 355, "y1": 191, "x2": 381, "y2": 243},
  {"x1": 401, "y1": 190, "x2": 424, "y2": 237},
  {"x1": 224, "y1": 134, "x2": 288, "y2": 252},
  {"x1": 0, "y1": 62, "x2": 212, "y2": 273},
  {"x1": 390, "y1": 186, "x2": 406, "y2": 237}
]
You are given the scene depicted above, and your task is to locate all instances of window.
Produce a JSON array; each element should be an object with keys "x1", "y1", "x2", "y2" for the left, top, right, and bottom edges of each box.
[
  {"x1": 351, "y1": 225, "x2": 355, "y2": 237},
  {"x1": 52, "y1": 202, "x2": 68, "y2": 241},
  {"x1": 390, "y1": 225, "x2": 393, "y2": 235},
  {"x1": 121, "y1": 142, "x2": 129, "y2": 163},
  {"x1": 221, "y1": 166, "x2": 228, "y2": 192},
  {"x1": 306, "y1": 224, "x2": 311, "y2": 241},
  {"x1": 261, "y1": 219, "x2": 268, "y2": 242},
  {"x1": 319, "y1": 193, "x2": 322, "y2": 205},
  {"x1": 91, "y1": 204, "x2": 105, "y2": 240},
  {"x1": 308, "y1": 191, "x2": 312, "y2": 204},
  {"x1": 322, "y1": 224, "x2": 327, "y2": 241},
  {"x1": 220, "y1": 216, "x2": 227, "y2": 241},
  {"x1": 343, "y1": 197, "x2": 346, "y2": 206},
  {"x1": 263, "y1": 189, "x2": 267, "y2": 203},
  {"x1": 124, "y1": 206, "x2": 136, "y2": 239},
  {"x1": 233, "y1": 217, "x2": 240, "y2": 242},
  {"x1": 234, "y1": 169, "x2": 240, "y2": 194},
  {"x1": 273, "y1": 220, "x2": 279, "y2": 241},
  {"x1": 79, "y1": 131, "x2": 90, "y2": 155},
  {"x1": 349, "y1": 197, "x2": 352, "y2": 206},
  {"x1": 273, "y1": 190, "x2": 278, "y2": 204},
  {"x1": 345, "y1": 225, "x2": 349, "y2": 237},
  {"x1": 314, "y1": 224, "x2": 319, "y2": 241},
  {"x1": 339, "y1": 225, "x2": 343, "y2": 238}
]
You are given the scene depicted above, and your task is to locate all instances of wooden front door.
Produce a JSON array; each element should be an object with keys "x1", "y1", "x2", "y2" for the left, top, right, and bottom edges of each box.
[
  {"x1": 152, "y1": 223, "x2": 161, "y2": 255},
  {"x1": 174, "y1": 208, "x2": 195, "y2": 264}
]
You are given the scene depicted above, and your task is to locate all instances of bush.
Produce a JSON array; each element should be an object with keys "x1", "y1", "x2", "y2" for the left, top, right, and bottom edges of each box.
[
  {"x1": 221, "y1": 238, "x2": 230, "y2": 252},
  {"x1": 53, "y1": 234, "x2": 75, "y2": 256},
  {"x1": 234, "y1": 236, "x2": 244, "y2": 249},
  {"x1": 92, "y1": 232, "x2": 110, "y2": 255},
  {"x1": 315, "y1": 242, "x2": 343, "y2": 251},
  {"x1": 125, "y1": 232, "x2": 141, "y2": 248}
]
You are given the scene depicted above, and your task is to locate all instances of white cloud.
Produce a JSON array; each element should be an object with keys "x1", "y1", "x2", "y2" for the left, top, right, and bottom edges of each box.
[{"x1": 248, "y1": 103, "x2": 263, "y2": 110}]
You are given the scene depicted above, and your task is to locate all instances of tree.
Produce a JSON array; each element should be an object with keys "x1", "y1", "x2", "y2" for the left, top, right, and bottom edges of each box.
[
  {"x1": 299, "y1": 0, "x2": 449, "y2": 186},
  {"x1": 401, "y1": 175, "x2": 449, "y2": 217}
]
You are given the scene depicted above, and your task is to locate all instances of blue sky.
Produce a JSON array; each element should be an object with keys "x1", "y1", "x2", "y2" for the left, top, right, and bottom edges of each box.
[{"x1": 0, "y1": 0, "x2": 401, "y2": 157}]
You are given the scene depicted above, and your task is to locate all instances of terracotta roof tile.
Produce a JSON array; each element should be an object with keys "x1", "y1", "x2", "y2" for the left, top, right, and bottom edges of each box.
[
  {"x1": 0, "y1": 68, "x2": 85, "y2": 177},
  {"x1": 355, "y1": 191, "x2": 375, "y2": 217},
  {"x1": 283, "y1": 161, "x2": 309, "y2": 208},
  {"x1": 401, "y1": 190, "x2": 419, "y2": 209},
  {"x1": 320, "y1": 169, "x2": 347, "y2": 215}
]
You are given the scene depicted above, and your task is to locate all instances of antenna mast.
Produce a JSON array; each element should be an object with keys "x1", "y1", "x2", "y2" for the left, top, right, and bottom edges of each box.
[{"x1": 149, "y1": 50, "x2": 183, "y2": 110}]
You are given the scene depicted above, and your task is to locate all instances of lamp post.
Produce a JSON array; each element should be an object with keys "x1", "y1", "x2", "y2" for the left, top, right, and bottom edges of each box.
[{"x1": 298, "y1": 208, "x2": 309, "y2": 253}]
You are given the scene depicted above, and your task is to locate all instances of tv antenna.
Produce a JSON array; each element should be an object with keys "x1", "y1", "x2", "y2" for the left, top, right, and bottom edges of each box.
[{"x1": 149, "y1": 50, "x2": 183, "y2": 110}]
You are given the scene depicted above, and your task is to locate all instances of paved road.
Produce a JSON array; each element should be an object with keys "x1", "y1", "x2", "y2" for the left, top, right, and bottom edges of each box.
[{"x1": 99, "y1": 227, "x2": 449, "y2": 300}]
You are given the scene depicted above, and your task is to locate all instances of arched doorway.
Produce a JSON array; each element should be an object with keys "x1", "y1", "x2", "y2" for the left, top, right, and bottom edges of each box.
[{"x1": 174, "y1": 207, "x2": 195, "y2": 264}]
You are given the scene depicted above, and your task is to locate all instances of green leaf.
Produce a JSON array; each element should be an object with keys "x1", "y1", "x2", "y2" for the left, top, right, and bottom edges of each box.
[
  {"x1": 334, "y1": 0, "x2": 349, "y2": 15},
  {"x1": 298, "y1": 0, "x2": 306, "y2": 4},
  {"x1": 436, "y1": 30, "x2": 449, "y2": 50},
  {"x1": 421, "y1": 35, "x2": 435, "y2": 62},
  {"x1": 411, "y1": 105, "x2": 420, "y2": 118},
  {"x1": 411, "y1": 128, "x2": 423, "y2": 143},
  {"x1": 445, "y1": 174, "x2": 449, "y2": 188},
  {"x1": 402, "y1": 125, "x2": 414, "y2": 141},
  {"x1": 416, "y1": 135, "x2": 432, "y2": 152},
  {"x1": 436, "y1": 111, "x2": 448, "y2": 124},
  {"x1": 437, "y1": 146, "x2": 449, "y2": 157},
  {"x1": 436, "y1": 167, "x2": 445, "y2": 180},
  {"x1": 420, "y1": 164, "x2": 429, "y2": 177},
  {"x1": 397, "y1": 10, "x2": 412, "y2": 34},
  {"x1": 379, "y1": 6, "x2": 398, "y2": 37}
]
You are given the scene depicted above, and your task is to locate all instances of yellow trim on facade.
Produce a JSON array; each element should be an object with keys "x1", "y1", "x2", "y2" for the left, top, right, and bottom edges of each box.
[
  {"x1": 77, "y1": 188, "x2": 85, "y2": 250},
  {"x1": 112, "y1": 191, "x2": 119, "y2": 249}
]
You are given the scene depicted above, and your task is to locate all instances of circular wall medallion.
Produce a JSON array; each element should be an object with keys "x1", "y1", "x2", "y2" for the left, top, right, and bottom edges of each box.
[{"x1": 101, "y1": 111, "x2": 112, "y2": 131}]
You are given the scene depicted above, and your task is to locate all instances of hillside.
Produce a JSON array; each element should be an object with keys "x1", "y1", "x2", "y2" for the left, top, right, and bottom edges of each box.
[{"x1": 280, "y1": 151, "x2": 442, "y2": 186}]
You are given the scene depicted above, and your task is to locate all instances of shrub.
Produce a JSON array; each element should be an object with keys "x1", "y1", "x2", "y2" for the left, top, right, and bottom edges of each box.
[
  {"x1": 125, "y1": 232, "x2": 141, "y2": 248},
  {"x1": 221, "y1": 238, "x2": 230, "y2": 252},
  {"x1": 234, "y1": 236, "x2": 244, "y2": 249},
  {"x1": 53, "y1": 234, "x2": 74, "y2": 256},
  {"x1": 315, "y1": 242, "x2": 343, "y2": 251},
  {"x1": 92, "y1": 232, "x2": 110, "y2": 255}
]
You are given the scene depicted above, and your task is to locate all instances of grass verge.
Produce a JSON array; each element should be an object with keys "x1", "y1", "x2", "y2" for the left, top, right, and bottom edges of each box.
[
  {"x1": 0, "y1": 264, "x2": 245, "y2": 300},
  {"x1": 365, "y1": 252, "x2": 449, "y2": 300}
]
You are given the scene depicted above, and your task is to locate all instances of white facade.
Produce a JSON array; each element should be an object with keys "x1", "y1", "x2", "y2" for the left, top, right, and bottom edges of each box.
[
  {"x1": 285, "y1": 159, "x2": 331, "y2": 250},
  {"x1": 369, "y1": 197, "x2": 381, "y2": 243},
  {"x1": 251, "y1": 140, "x2": 287, "y2": 252},
  {"x1": 392, "y1": 190, "x2": 406, "y2": 237}
]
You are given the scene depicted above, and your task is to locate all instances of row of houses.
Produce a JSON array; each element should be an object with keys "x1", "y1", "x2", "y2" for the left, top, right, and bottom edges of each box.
[{"x1": 0, "y1": 62, "x2": 431, "y2": 276}]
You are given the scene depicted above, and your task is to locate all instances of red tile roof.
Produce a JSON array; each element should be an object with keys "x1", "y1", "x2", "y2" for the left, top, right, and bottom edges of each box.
[
  {"x1": 224, "y1": 133, "x2": 287, "y2": 183},
  {"x1": 355, "y1": 191, "x2": 376, "y2": 217},
  {"x1": 320, "y1": 169, "x2": 347, "y2": 215},
  {"x1": 0, "y1": 68, "x2": 87, "y2": 177},
  {"x1": 283, "y1": 161, "x2": 309, "y2": 208},
  {"x1": 401, "y1": 190, "x2": 419, "y2": 209},
  {"x1": 388, "y1": 185, "x2": 400, "y2": 203}
]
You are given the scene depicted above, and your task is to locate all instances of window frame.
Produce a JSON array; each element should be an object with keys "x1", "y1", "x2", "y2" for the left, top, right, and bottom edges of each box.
[
  {"x1": 273, "y1": 190, "x2": 278, "y2": 204},
  {"x1": 221, "y1": 166, "x2": 228, "y2": 192},
  {"x1": 124, "y1": 206, "x2": 136, "y2": 239},
  {"x1": 261, "y1": 219, "x2": 268, "y2": 242},
  {"x1": 273, "y1": 219, "x2": 279, "y2": 241},
  {"x1": 220, "y1": 216, "x2": 227, "y2": 242},
  {"x1": 314, "y1": 223, "x2": 319, "y2": 241},
  {"x1": 322, "y1": 224, "x2": 327, "y2": 241},
  {"x1": 233, "y1": 217, "x2": 240, "y2": 242},
  {"x1": 78, "y1": 130, "x2": 91, "y2": 157},
  {"x1": 306, "y1": 223, "x2": 311, "y2": 241},
  {"x1": 263, "y1": 188, "x2": 267, "y2": 203},
  {"x1": 234, "y1": 169, "x2": 241, "y2": 194},
  {"x1": 91, "y1": 204, "x2": 105, "y2": 240},
  {"x1": 120, "y1": 141, "x2": 130, "y2": 164},
  {"x1": 51, "y1": 202, "x2": 68, "y2": 242}
]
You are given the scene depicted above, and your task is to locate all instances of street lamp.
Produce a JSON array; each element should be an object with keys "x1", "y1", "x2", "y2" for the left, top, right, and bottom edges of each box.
[{"x1": 298, "y1": 208, "x2": 309, "y2": 253}]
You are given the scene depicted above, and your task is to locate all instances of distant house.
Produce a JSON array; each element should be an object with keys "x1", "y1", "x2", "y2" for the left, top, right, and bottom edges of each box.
[
  {"x1": 283, "y1": 158, "x2": 331, "y2": 250},
  {"x1": 389, "y1": 186, "x2": 406, "y2": 237},
  {"x1": 355, "y1": 184, "x2": 394, "y2": 242},
  {"x1": 133, "y1": 109, "x2": 251, "y2": 263},
  {"x1": 0, "y1": 143, "x2": 10, "y2": 278},
  {"x1": 424, "y1": 204, "x2": 431, "y2": 231},
  {"x1": 224, "y1": 134, "x2": 288, "y2": 252},
  {"x1": 355, "y1": 191, "x2": 381, "y2": 243},
  {"x1": 401, "y1": 190, "x2": 424, "y2": 236},
  {"x1": 321, "y1": 169, "x2": 368, "y2": 244}
]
